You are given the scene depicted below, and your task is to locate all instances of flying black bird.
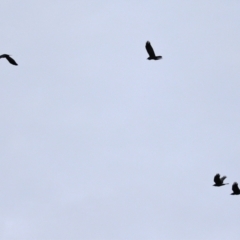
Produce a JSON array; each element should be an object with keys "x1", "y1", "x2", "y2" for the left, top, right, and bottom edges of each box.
[
  {"x1": 0, "y1": 54, "x2": 18, "y2": 65},
  {"x1": 145, "y1": 41, "x2": 162, "y2": 60},
  {"x1": 231, "y1": 182, "x2": 240, "y2": 195},
  {"x1": 213, "y1": 173, "x2": 229, "y2": 187}
]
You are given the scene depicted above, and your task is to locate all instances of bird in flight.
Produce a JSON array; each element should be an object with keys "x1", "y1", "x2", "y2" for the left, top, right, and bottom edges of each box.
[
  {"x1": 213, "y1": 173, "x2": 229, "y2": 187},
  {"x1": 0, "y1": 54, "x2": 18, "y2": 65},
  {"x1": 145, "y1": 41, "x2": 162, "y2": 60},
  {"x1": 231, "y1": 182, "x2": 240, "y2": 195}
]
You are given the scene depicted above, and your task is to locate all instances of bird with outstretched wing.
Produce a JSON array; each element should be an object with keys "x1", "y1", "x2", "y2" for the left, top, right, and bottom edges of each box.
[
  {"x1": 145, "y1": 41, "x2": 162, "y2": 60},
  {"x1": 213, "y1": 173, "x2": 228, "y2": 187},
  {"x1": 0, "y1": 54, "x2": 18, "y2": 65}
]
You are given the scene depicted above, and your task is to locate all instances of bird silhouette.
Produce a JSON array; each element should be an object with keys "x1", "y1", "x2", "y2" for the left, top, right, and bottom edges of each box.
[
  {"x1": 213, "y1": 173, "x2": 229, "y2": 187},
  {"x1": 231, "y1": 182, "x2": 240, "y2": 195},
  {"x1": 145, "y1": 41, "x2": 162, "y2": 60},
  {"x1": 0, "y1": 54, "x2": 18, "y2": 65}
]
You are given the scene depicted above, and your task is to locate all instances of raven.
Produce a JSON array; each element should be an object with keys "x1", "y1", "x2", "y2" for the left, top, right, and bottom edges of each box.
[
  {"x1": 231, "y1": 182, "x2": 240, "y2": 195},
  {"x1": 145, "y1": 41, "x2": 162, "y2": 60},
  {"x1": 213, "y1": 173, "x2": 229, "y2": 187},
  {"x1": 0, "y1": 54, "x2": 18, "y2": 65}
]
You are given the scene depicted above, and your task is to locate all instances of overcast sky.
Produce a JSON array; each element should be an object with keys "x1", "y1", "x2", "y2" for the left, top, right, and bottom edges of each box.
[{"x1": 1, "y1": 1, "x2": 240, "y2": 239}]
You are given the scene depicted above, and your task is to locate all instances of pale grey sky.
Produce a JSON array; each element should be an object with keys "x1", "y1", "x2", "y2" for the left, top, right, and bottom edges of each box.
[{"x1": 1, "y1": 1, "x2": 240, "y2": 239}]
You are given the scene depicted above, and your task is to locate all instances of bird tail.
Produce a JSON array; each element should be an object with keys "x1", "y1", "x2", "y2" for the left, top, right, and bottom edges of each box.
[{"x1": 156, "y1": 56, "x2": 162, "y2": 60}]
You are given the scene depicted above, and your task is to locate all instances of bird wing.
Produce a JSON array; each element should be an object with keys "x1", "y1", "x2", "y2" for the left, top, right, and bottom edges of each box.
[
  {"x1": 232, "y1": 182, "x2": 239, "y2": 193},
  {"x1": 146, "y1": 41, "x2": 156, "y2": 57},
  {"x1": 214, "y1": 174, "x2": 220, "y2": 184},
  {"x1": 220, "y1": 176, "x2": 227, "y2": 182},
  {"x1": 0, "y1": 54, "x2": 7, "y2": 59},
  {"x1": 6, "y1": 56, "x2": 18, "y2": 65}
]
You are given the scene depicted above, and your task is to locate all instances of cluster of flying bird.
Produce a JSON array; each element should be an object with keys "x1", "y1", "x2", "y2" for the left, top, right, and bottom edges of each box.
[
  {"x1": 213, "y1": 174, "x2": 240, "y2": 195},
  {"x1": 3, "y1": 45, "x2": 240, "y2": 197},
  {"x1": 0, "y1": 41, "x2": 161, "y2": 66}
]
